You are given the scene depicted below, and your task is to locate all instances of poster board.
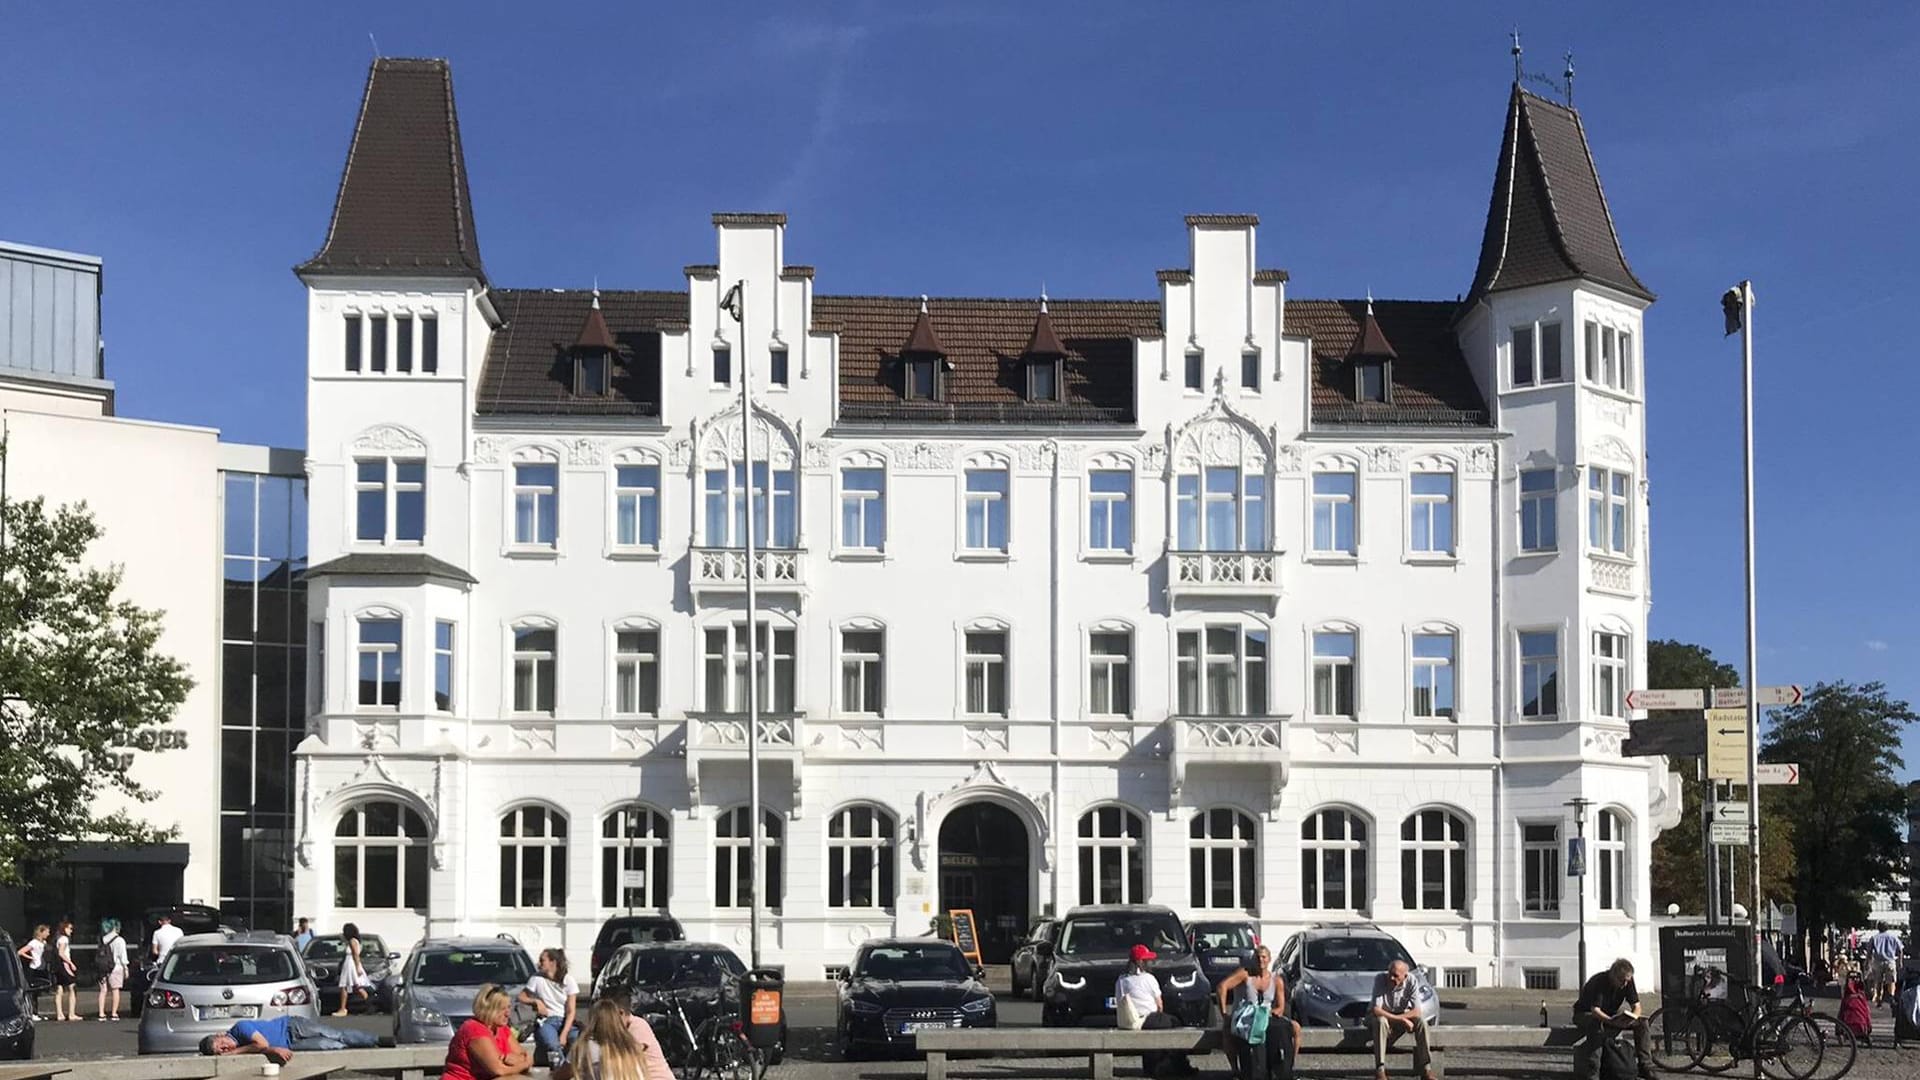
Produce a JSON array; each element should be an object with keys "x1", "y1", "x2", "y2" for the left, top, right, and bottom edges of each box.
[{"x1": 948, "y1": 908, "x2": 983, "y2": 966}]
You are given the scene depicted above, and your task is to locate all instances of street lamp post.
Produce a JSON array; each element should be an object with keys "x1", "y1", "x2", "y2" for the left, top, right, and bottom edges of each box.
[
  {"x1": 1567, "y1": 797, "x2": 1592, "y2": 981},
  {"x1": 721, "y1": 279, "x2": 762, "y2": 970}
]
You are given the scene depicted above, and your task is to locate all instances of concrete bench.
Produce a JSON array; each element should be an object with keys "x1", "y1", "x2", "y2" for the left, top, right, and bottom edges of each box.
[
  {"x1": 0, "y1": 1065, "x2": 74, "y2": 1080},
  {"x1": 210, "y1": 1047, "x2": 448, "y2": 1080}
]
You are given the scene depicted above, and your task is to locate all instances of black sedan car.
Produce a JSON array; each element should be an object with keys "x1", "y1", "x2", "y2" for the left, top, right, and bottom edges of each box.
[
  {"x1": 1188, "y1": 918, "x2": 1259, "y2": 990},
  {"x1": 594, "y1": 941, "x2": 784, "y2": 1066},
  {"x1": 302, "y1": 933, "x2": 401, "y2": 1012},
  {"x1": 1040, "y1": 905, "x2": 1209, "y2": 1028},
  {"x1": 837, "y1": 938, "x2": 995, "y2": 1059},
  {"x1": 1009, "y1": 919, "x2": 1057, "y2": 1000},
  {"x1": 0, "y1": 930, "x2": 33, "y2": 1060}
]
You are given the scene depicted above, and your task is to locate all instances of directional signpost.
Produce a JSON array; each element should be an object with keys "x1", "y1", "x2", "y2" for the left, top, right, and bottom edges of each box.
[
  {"x1": 1625, "y1": 685, "x2": 1803, "y2": 712},
  {"x1": 1710, "y1": 820, "x2": 1748, "y2": 846},
  {"x1": 1755, "y1": 763, "x2": 1800, "y2": 786},
  {"x1": 1712, "y1": 802, "x2": 1750, "y2": 825},
  {"x1": 1704, "y1": 708, "x2": 1749, "y2": 782}
]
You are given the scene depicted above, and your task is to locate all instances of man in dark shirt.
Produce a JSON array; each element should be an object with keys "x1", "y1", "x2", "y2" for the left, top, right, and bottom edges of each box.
[{"x1": 1573, "y1": 958, "x2": 1653, "y2": 1080}]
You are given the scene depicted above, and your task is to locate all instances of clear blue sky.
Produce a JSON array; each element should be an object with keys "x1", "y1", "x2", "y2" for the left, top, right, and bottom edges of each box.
[{"x1": 5, "y1": 3, "x2": 1916, "y2": 778}]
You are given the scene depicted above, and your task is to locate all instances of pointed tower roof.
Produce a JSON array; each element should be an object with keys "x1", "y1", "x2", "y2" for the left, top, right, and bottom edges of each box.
[
  {"x1": 572, "y1": 290, "x2": 618, "y2": 352},
  {"x1": 1346, "y1": 297, "x2": 1399, "y2": 360},
  {"x1": 1465, "y1": 85, "x2": 1651, "y2": 307},
  {"x1": 298, "y1": 58, "x2": 486, "y2": 282},
  {"x1": 1023, "y1": 292, "x2": 1069, "y2": 357},
  {"x1": 901, "y1": 295, "x2": 945, "y2": 355}
]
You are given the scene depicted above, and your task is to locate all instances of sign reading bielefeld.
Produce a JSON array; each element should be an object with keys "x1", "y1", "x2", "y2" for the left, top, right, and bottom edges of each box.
[{"x1": 1704, "y1": 708, "x2": 1749, "y2": 781}]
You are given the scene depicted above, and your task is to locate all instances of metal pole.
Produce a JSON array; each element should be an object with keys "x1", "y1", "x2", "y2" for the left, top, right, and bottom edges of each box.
[
  {"x1": 733, "y1": 279, "x2": 763, "y2": 970},
  {"x1": 1738, "y1": 280, "x2": 1761, "y2": 1080},
  {"x1": 1701, "y1": 758, "x2": 1719, "y2": 925},
  {"x1": 1568, "y1": 797, "x2": 1591, "y2": 979}
]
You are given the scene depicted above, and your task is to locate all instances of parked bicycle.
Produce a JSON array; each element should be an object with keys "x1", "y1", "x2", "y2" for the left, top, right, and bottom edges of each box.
[
  {"x1": 1646, "y1": 968, "x2": 1829, "y2": 1079},
  {"x1": 647, "y1": 989, "x2": 763, "y2": 1080}
]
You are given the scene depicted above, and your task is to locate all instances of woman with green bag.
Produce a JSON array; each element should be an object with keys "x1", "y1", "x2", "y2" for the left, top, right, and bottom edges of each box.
[{"x1": 1216, "y1": 944, "x2": 1299, "y2": 1080}]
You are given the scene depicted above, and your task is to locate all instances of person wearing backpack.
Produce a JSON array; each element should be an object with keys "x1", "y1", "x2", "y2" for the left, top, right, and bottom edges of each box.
[{"x1": 93, "y1": 917, "x2": 128, "y2": 1021}]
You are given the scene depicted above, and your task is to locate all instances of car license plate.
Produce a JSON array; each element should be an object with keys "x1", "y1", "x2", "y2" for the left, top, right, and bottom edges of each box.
[
  {"x1": 199, "y1": 1005, "x2": 259, "y2": 1021},
  {"x1": 900, "y1": 1021, "x2": 947, "y2": 1034},
  {"x1": 1105, "y1": 996, "x2": 1116, "y2": 1009},
  {"x1": 1210, "y1": 956, "x2": 1239, "y2": 966}
]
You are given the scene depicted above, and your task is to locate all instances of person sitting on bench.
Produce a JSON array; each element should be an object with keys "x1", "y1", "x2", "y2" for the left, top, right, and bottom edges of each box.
[
  {"x1": 199, "y1": 1014, "x2": 380, "y2": 1061},
  {"x1": 1370, "y1": 959, "x2": 1435, "y2": 1080},
  {"x1": 1573, "y1": 958, "x2": 1654, "y2": 1080}
]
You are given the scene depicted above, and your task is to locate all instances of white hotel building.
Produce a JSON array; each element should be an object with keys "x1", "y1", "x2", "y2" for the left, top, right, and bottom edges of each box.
[{"x1": 292, "y1": 58, "x2": 1677, "y2": 987}]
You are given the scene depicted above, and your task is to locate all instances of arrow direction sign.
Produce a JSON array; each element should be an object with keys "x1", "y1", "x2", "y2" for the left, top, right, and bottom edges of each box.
[
  {"x1": 1626, "y1": 688, "x2": 1705, "y2": 711},
  {"x1": 1710, "y1": 821, "x2": 1749, "y2": 846},
  {"x1": 1705, "y1": 709, "x2": 1749, "y2": 781},
  {"x1": 1627, "y1": 686, "x2": 1804, "y2": 711},
  {"x1": 1712, "y1": 686, "x2": 1805, "y2": 709},
  {"x1": 1756, "y1": 763, "x2": 1800, "y2": 786},
  {"x1": 1714, "y1": 802, "x2": 1751, "y2": 825}
]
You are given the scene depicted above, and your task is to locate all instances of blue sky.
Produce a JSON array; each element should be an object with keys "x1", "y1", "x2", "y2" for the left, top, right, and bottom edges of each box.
[{"x1": 5, "y1": 3, "x2": 1916, "y2": 778}]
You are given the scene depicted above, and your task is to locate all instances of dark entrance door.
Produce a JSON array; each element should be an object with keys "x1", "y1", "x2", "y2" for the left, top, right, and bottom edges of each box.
[{"x1": 937, "y1": 802, "x2": 1030, "y2": 964}]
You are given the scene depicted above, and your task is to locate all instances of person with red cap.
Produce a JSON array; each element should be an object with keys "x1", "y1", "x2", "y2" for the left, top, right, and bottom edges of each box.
[{"x1": 1115, "y1": 943, "x2": 1197, "y2": 1077}]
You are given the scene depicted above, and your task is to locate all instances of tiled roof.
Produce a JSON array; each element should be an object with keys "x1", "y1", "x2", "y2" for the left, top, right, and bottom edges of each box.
[
  {"x1": 572, "y1": 296, "x2": 617, "y2": 352},
  {"x1": 820, "y1": 294, "x2": 1157, "y2": 425},
  {"x1": 1465, "y1": 87, "x2": 1652, "y2": 305},
  {"x1": 1346, "y1": 303, "x2": 1398, "y2": 359},
  {"x1": 1286, "y1": 299, "x2": 1491, "y2": 427},
  {"x1": 1023, "y1": 303, "x2": 1068, "y2": 358},
  {"x1": 478, "y1": 289, "x2": 684, "y2": 416},
  {"x1": 297, "y1": 59, "x2": 486, "y2": 281},
  {"x1": 301, "y1": 552, "x2": 478, "y2": 585},
  {"x1": 1185, "y1": 213, "x2": 1260, "y2": 227}
]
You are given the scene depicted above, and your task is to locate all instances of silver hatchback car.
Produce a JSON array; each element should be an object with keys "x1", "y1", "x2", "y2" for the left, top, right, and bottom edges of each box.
[
  {"x1": 137, "y1": 932, "x2": 320, "y2": 1054},
  {"x1": 393, "y1": 939, "x2": 534, "y2": 1045},
  {"x1": 1276, "y1": 924, "x2": 1441, "y2": 1029}
]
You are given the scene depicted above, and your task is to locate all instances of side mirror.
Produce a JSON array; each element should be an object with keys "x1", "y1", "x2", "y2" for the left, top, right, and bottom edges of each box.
[
  {"x1": 388, "y1": 952, "x2": 402, "y2": 962},
  {"x1": 974, "y1": 965, "x2": 987, "y2": 981}
]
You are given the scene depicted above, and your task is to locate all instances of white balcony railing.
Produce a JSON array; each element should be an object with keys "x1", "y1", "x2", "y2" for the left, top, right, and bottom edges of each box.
[
  {"x1": 1588, "y1": 554, "x2": 1635, "y2": 597},
  {"x1": 692, "y1": 714, "x2": 798, "y2": 748},
  {"x1": 690, "y1": 547, "x2": 806, "y2": 596},
  {"x1": 1167, "y1": 550, "x2": 1284, "y2": 601},
  {"x1": 1169, "y1": 713, "x2": 1290, "y2": 813}
]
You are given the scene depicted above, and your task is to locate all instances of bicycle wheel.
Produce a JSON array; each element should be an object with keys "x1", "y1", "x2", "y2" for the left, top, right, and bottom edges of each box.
[
  {"x1": 1647, "y1": 1006, "x2": 1708, "y2": 1072},
  {"x1": 1695, "y1": 1003, "x2": 1744, "y2": 1074},
  {"x1": 1801, "y1": 1014, "x2": 1856, "y2": 1080},
  {"x1": 692, "y1": 1016, "x2": 754, "y2": 1080},
  {"x1": 1757, "y1": 1013, "x2": 1824, "y2": 1080}
]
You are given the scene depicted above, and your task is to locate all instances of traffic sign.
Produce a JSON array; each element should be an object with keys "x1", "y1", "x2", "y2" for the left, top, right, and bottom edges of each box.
[
  {"x1": 1626, "y1": 688, "x2": 1705, "y2": 710},
  {"x1": 1712, "y1": 686, "x2": 1804, "y2": 709},
  {"x1": 1712, "y1": 802, "x2": 1750, "y2": 825},
  {"x1": 1756, "y1": 763, "x2": 1800, "y2": 786},
  {"x1": 1705, "y1": 709, "x2": 1749, "y2": 781},
  {"x1": 1625, "y1": 685, "x2": 1804, "y2": 711},
  {"x1": 1710, "y1": 821, "x2": 1748, "y2": 845}
]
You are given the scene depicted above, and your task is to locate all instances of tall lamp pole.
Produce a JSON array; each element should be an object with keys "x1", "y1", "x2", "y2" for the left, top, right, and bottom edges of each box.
[
  {"x1": 1724, "y1": 281, "x2": 1761, "y2": 1078},
  {"x1": 722, "y1": 279, "x2": 762, "y2": 969},
  {"x1": 1567, "y1": 797, "x2": 1592, "y2": 980}
]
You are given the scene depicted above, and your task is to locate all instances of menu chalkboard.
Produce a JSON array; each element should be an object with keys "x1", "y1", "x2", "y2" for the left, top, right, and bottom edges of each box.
[{"x1": 948, "y1": 908, "x2": 982, "y2": 965}]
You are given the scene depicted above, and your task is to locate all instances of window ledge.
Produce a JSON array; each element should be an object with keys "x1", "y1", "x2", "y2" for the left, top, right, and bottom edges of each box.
[
  {"x1": 1520, "y1": 910, "x2": 1565, "y2": 920},
  {"x1": 1081, "y1": 550, "x2": 1135, "y2": 564},
  {"x1": 954, "y1": 551, "x2": 1011, "y2": 563},
  {"x1": 1584, "y1": 384, "x2": 1642, "y2": 406},
  {"x1": 1502, "y1": 381, "x2": 1573, "y2": 397},
  {"x1": 1405, "y1": 553, "x2": 1459, "y2": 566},
  {"x1": 606, "y1": 546, "x2": 662, "y2": 562},
  {"x1": 1304, "y1": 553, "x2": 1360, "y2": 566},
  {"x1": 832, "y1": 549, "x2": 888, "y2": 563},
  {"x1": 1588, "y1": 552, "x2": 1637, "y2": 567},
  {"x1": 1511, "y1": 549, "x2": 1559, "y2": 561},
  {"x1": 504, "y1": 546, "x2": 560, "y2": 560}
]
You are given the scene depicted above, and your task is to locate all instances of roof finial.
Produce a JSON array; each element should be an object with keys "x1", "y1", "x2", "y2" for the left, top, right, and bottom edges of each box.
[
  {"x1": 1040, "y1": 283, "x2": 1049, "y2": 314},
  {"x1": 369, "y1": 32, "x2": 382, "y2": 59},
  {"x1": 592, "y1": 275, "x2": 601, "y2": 309},
  {"x1": 1563, "y1": 50, "x2": 1575, "y2": 106},
  {"x1": 919, "y1": 294, "x2": 929, "y2": 314},
  {"x1": 1510, "y1": 27, "x2": 1522, "y2": 83},
  {"x1": 1366, "y1": 288, "x2": 1374, "y2": 317}
]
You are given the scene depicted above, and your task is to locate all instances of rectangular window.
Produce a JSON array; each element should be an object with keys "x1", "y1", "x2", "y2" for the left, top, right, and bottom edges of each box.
[
  {"x1": 1523, "y1": 823, "x2": 1561, "y2": 914},
  {"x1": 614, "y1": 464, "x2": 661, "y2": 549},
  {"x1": 1411, "y1": 632, "x2": 1456, "y2": 720},
  {"x1": 615, "y1": 629, "x2": 660, "y2": 716},
  {"x1": 370, "y1": 315, "x2": 388, "y2": 373},
  {"x1": 354, "y1": 460, "x2": 386, "y2": 542},
  {"x1": 1312, "y1": 630, "x2": 1356, "y2": 719},
  {"x1": 1539, "y1": 321, "x2": 1563, "y2": 382},
  {"x1": 704, "y1": 464, "x2": 798, "y2": 548},
  {"x1": 712, "y1": 345, "x2": 731, "y2": 385},
  {"x1": 1311, "y1": 471, "x2": 1357, "y2": 555},
  {"x1": 1175, "y1": 627, "x2": 1267, "y2": 716},
  {"x1": 840, "y1": 629, "x2": 884, "y2": 716},
  {"x1": 513, "y1": 463, "x2": 559, "y2": 547},
  {"x1": 702, "y1": 623, "x2": 796, "y2": 714},
  {"x1": 1511, "y1": 322, "x2": 1566, "y2": 386},
  {"x1": 433, "y1": 621, "x2": 455, "y2": 712},
  {"x1": 839, "y1": 468, "x2": 886, "y2": 552},
  {"x1": 1585, "y1": 322, "x2": 1599, "y2": 383},
  {"x1": 1088, "y1": 631, "x2": 1132, "y2": 717},
  {"x1": 1240, "y1": 349, "x2": 1260, "y2": 391},
  {"x1": 354, "y1": 459, "x2": 424, "y2": 544},
  {"x1": 963, "y1": 468, "x2": 1009, "y2": 552},
  {"x1": 769, "y1": 346, "x2": 789, "y2": 387},
  {"x1": 356, "y1": 618, "x2": 402, "y2": 709},
  {"x1": 1593, "y1": 632, "x2": 1628, "y2": 720},
  {"x1": 1587, "y1": 467, "x2": 1632, "y2": 556},
  {"x1": 1028, "y1": 360, "x2": 1058, "y2": 402},
  {"x1": 906, "y1": 358, "x2": 936, "y2": 400},
  {"x1": 1519, "y1": 468, "x2": 1558, "y2": 552},
  {"x1": 512, "y1": 628, "x2": 556, "y2": 714},
  {"x1": 1175, "y1": 467, "x2": 1262, "y2": 551},
  {"x1": 964, "y1": 630, "x2": 1008, "y2": 716},
  {"x1": 1619, "y1": 331, "x2": 1634, "y2": 392},
  {"x1": 1087, "y1": 470, "x2": 1133, "y2": 553},
  {"x1": 1519, "y1": 630, "x2": 1559, "y2": 720},
  {"x1": 395, "y1": 314, "x2": 414, "y2": 373},
  {"x1": 1358, "y1": 362, "x2": 1387, "y2": 402},
  {"x1": 1510, "y1": 325, "x2": 1534, "y2": 387},
  {"x1": 344, "y1": 315, "x2": 362, "y2": 372},
  {"x1": 421, "y1": 315, "x2": 438, "y2": 374},
  {"x1": 1410, "y1": 472, "x2": 1455, "y2": 555},
  {"x1": 1184, "y1": 350, "x2": 1204, "y2": 391}
]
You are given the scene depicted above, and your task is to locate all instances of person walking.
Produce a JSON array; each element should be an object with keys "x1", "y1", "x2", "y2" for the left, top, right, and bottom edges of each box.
[
  {"x1": 520, "y1": 948, "x2": 580, "y2": 1064},
  {"x1": 51, "y1": 917, "x2": 78, "y2": 1021},
  {"x1": 555, "y1": 998, "x2": 675, "y2": 1080},
  {"x1": 332, "y1": 921, "x2": 369, "y2": 1016},
  {"x1": 1216, "y1": 943, "x2": 1299, "y2": 1080},
  {"x1": 94, "y1": 917, "x2": 128, "y2": 1021},
  {"x1": 1369, "y1": 959, "x2": 1434, "y2": 1080},
  {"x1": 1573, "y1": 958, "x2": 1654, "y2": 1080},
  {"x1": 150, "y1": 912, "x2": 184, "y2": 968},
  {"x1": 293, "y1": 917, "x2": 314, "y2": 953},
  {"x1": 1868, "y1": 922, "x2": 1905, "y2": 1005},
  {"x1": 16, "y1": 924, "x2": 49, "y2": 1019},
  {"x1": 442, "y1": 984, "x2": 531, "y2": 1080}
]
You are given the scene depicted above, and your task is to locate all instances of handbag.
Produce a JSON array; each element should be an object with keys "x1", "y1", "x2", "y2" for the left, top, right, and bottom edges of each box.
[
  {"x1": 1116, "y1": 993, "x2": 1145, "y2": 1031},
  {"x1": 1230, "y1": 1000, "x2": 1270, "y2": 1045}
]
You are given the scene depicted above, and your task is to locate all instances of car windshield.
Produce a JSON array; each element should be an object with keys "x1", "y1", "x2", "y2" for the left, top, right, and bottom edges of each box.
[
  {"x1": 624, "y1": 949, "x2": 745, "y2": 988},
  {"x1": 0, "y1": 953, "x2": 17, "y2": 989},
  {"x1": 1058, "y1": 913, "x2": 1190, "y2": 957},
  {"x1": 410, "y1": 950, "x2": 532, "y2": 986},
  {"x1": 161, "y1": 946, "x2": 300, "y2": 986},
  {"x1": 305, "y1": 936, "x2": 387, "y2": 961},
  {"x1": 1192, "y1": 925, "x2": 1256, "y2": 950},
  {"x1": 857, "y1": 945, "x2": 971, "y2": 981},
  {"x1": 1304, "y1": 937, "x2": 1414, "y2": 973},
  {"x1": 606, "y1": 922, "x2": 680, "y2": 948}
]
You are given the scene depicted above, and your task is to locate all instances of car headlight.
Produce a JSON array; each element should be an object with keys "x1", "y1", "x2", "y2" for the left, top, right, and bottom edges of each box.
[
  {"x1": 960, "y1": 997, "x2": 993, "y2": 1014},
  {"x1": 848, "y1": 999, "x2": 883, "y2": 1015},
  {"x1": 1305, "y1": 980, "x2": 1339, "y2": 1003},
  {"x1": 1168, "y1": 971, "x2": 1199, "y2": 990},
  {"x1": 410, "y1": 1005, "x2": 446, "y2": 1026},
  {"x1": 1054, "y1": 973, "x2": 1087, "y2": 990},
  {"x1": 1418, "y1": 983, "x2": 1435, "y2": 1001},
  {"x1": 0, "y1": 1016, "x2": 26, "y2": 1037}
]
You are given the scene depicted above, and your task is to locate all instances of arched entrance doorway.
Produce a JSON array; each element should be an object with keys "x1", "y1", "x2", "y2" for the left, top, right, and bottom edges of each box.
[{"x1": 937, "y1": 802, "x2": 1031, "y2": 964}]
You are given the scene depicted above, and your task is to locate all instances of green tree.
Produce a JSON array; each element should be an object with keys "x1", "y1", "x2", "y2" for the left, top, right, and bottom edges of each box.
[
  {"x1": 0, "y1": 475, "x2": 193, "y2": 885},
  {"x1": 1762, "y1": 681, "x2": 1917, "y2": 942}
]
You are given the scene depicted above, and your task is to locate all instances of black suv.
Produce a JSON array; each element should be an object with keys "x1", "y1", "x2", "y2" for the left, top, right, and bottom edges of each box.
[
  {"x1": 1039, "y1": 905, "x2": 1209, "y2": 1027},
  {"x1": 589, "y1": 914, "x2": 686, "y2": 978},
  {"x1": 1010, "y1": 919, "x2": 1057, "y2": 1000},
  {"x1": 0, "y1": 929, "x2": 33, "y2": 1060}
]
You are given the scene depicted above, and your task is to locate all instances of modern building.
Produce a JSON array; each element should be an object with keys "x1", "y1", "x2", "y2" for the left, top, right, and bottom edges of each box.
[
  {"x1": 292, "y1": 58, "x2": 1677, "y2": 987},
  {"x1": 0, "y1": 239, "x2": 304, "y2": 938}
]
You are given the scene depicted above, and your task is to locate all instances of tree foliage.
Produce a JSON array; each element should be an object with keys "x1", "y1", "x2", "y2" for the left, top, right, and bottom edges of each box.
[
  {"x1": 1762, "y1": 681, "x2": 1916, "y2": 937},
  {"x1": 0, "y1": 478, "x2": 193, "y2": 885}
]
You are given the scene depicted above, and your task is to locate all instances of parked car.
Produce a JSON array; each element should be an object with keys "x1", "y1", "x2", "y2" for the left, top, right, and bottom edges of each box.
[
  {"x1": 1275, "y1": 923, "x2": 1439, "y2": 1029},
  {"x1": 302, "y1": 933, "x2": 401, "y2": 1012},
  {"x1": 1039, "y1": 905, "x2": 1208, "y2": 1028},
  {"x1": 136, "y1": 932, "x2": 319, "y2": 1054},
  {"x1": 1009, "y1": 919, "x2": 1056, "y2": 1000},
  {"x1": 837, "y1": 938, "x2": 995, "y2": 1059},
  {"x1": 0, "y1": 929, "x2": 35, "y2": 1060},
  {"x1": 394, "y1": 938, "x2": 535, "y2": 1045},
  {"x1": 594, "y1": 941, "x2": 785, "y2": 1067},
  {"x1": 589, "y1": 914, "x2": 686, "y2": 978},
  {"x1": 127, "y1": 903, "x2": 230, "y2": 1017},
  {"x1": 1187, "y1": 918, "x2": 1259, "y2": 990}
]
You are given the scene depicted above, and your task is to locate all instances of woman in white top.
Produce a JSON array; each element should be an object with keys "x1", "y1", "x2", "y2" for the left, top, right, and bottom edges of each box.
[
  {"x1": 518, "y1": 948, "x2": 580, "y2": 1062},
  {"x1": 94, "y1": 917, "x2": 129, "y2": 1021},
  {"x1": 1113, "y1": 944, "x2": 1193, "y2": 1077},
  {"x1": 16, "y1": 924, "x2": 49, "y2": 1020}
]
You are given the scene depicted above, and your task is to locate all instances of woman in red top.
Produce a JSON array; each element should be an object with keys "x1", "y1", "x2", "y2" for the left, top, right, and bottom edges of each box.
[{"x1": 442, "y1": 984, "x2": 531, "y2": 1080}]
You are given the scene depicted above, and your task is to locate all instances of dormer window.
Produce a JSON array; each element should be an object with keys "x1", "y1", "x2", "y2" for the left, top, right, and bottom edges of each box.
[
  {"x1": 1357, "y1": 361, "x2": 1389, "y2": 403},
  {"x1": 575, "y1": 352, "x2": 610, "y2": 396},
  {"x1": 1027, "y1": 358, "x2": 1060, "y2": 402},
  {"x1": 905, "y1": 357, "x2": 938, "y2": 401}
]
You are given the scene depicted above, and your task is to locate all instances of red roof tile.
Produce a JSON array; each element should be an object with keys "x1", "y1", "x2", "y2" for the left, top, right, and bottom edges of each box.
[{"x1": 1286, "y1": 299, "x2": 1489, "y2": 427}]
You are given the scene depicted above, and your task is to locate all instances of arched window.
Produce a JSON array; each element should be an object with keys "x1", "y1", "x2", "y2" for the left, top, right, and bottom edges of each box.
[
  {"x1": 1078, "y1": 806, "x2": 1145, "y2": 905},
  {"x1": 334, "y1": 801, "x2": 429, "y2": 910},
  {"x1": 1301, "y1": 808, "x2": 1370, "y2": 912},
  {"x1": 1189, "y1": 809, "x2": 1256, "y2": 912},
  {"x1": 1596, "y1": 810, "x2": 1629, "y2": 912},
  {"x1": 716, "y1": 807, "x2": 783, "y2": 911},
  {"x1": 827, "y1": 805, "x2": 896, "y2": 910},
  {"x1": 499, "y1": 806, "x2": 568, "y2": 909},
  {"x1": 601, "y1": 805, "x2": 670, "y2": 910},
  {"x1": 1401, "y1": 809, "x2": 1469, "y2": 914}
]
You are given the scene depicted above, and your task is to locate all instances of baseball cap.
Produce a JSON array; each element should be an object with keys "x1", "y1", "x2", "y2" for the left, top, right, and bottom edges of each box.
[{"x1": 1130, "y1": 944, "x2": 1156, "y2": 963}]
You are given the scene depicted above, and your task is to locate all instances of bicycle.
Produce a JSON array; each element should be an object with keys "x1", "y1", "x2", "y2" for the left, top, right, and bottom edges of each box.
[
  {"x1": 1645, "y1": 969, "x2": 1825, "y2": 1079},
  {"x1": 648, "y1": 990, "x2": 765, "y2": 1080}
]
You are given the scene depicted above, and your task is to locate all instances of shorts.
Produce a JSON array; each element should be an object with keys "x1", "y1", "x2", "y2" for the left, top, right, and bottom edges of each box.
[
  {"x1": 52, "y1": 964, "x2": 76, "y2": 987},
  {"x1": 1868, "y1": 956, "x2": 1898, "y2": 984},
  {"x1": 100, "y1": 968, "x2": 125, "y2": 990}
]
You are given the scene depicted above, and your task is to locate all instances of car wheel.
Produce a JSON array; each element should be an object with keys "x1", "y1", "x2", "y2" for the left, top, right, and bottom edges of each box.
[{"x1": 1010, "y1": 966, "x2": 1025, "y2": 996}]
